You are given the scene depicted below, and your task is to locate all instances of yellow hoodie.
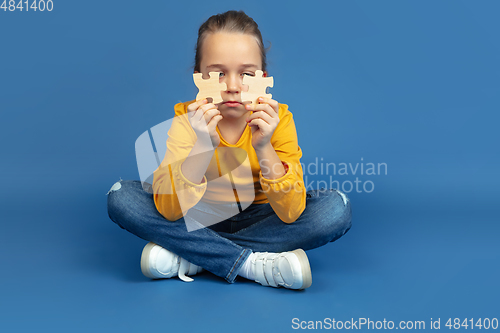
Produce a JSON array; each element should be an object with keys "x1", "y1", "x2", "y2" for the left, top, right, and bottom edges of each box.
[{"x1": 153, "y1": 101, "x2": 306, "y2": 223}]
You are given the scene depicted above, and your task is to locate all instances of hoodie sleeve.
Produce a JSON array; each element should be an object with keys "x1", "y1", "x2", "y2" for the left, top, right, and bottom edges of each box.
[
  {"x1": 259, "y1": 104, "x2": 306, "y2": 223},
  {"x1": 152, "y1": 102, "x2": 207, "y2": 221}
]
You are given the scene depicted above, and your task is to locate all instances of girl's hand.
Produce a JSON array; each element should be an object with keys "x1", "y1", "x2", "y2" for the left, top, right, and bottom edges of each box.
[
  {"x1": 245, "y1": 97, "x2": 280, "y2": 151},
  {"x1": 187, "y1": 99, "x2": 223, "y2": 148}
]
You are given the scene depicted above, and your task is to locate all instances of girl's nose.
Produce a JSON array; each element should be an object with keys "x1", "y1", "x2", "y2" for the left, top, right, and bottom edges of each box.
[{"x1": 224, "y1": 74, "x2": 241, "y2": 94}]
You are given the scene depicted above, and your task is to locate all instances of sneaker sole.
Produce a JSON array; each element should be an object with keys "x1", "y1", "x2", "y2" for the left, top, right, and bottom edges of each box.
[
  {"x1": 140, "y1": 242, "x2": 159, "y2": 279},
  {"x1": 291, "y1": 249, "x2": 312, "y2": 289}
]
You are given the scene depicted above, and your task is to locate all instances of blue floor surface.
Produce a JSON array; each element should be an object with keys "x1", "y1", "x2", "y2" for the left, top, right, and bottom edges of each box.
[{"x1": 1, "y1": 184, "x2": 498, "y2": 332}]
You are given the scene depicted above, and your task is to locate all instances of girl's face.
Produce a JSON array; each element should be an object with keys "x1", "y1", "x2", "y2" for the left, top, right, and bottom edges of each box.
[{"x1": 198, "y1": 31, "x2": 263, "y2": 118}]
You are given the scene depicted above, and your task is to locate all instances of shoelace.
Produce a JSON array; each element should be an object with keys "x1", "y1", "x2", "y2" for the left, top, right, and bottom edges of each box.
[{"x1": 177, "y1": 257, "x2": 201, "y2": 282}]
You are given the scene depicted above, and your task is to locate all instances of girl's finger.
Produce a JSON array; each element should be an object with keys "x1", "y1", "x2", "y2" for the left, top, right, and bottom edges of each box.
[
  {"x1": 189, "y1": 102, "x2": 208, "y2": 121},
  {"x1": 247, "y1": 103, "x2": 278, "y2": 119},
  {"x1": 203, "y1": 109, "x2": 221, "y2": 124},
  {"x1": 246, "y1": 111, "x2": 272, "y2": 124},
  {"x1": 195, "y1": 103, "x2": 217, "y2": 121},
  {"x1": 188, "y1": 99, "x2": 208, "y2": 114},
  {"x1": 207, "y1": 114, "x2": 223, "y2": 130},
  {"x1": 248, "y1": 118, "x2": 268, "y2": 129},
  {"x1": 258, "y1": 97, "x2": 279, "y2": 113}
]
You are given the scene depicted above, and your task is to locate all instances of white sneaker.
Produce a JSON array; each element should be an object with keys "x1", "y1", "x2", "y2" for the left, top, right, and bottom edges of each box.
[
  {"x1": 140, "y1": 242, "x2": 203, "y2": 282},
  {"x1": 251, "y1": 249, "x2": 312, "y2": 290}
]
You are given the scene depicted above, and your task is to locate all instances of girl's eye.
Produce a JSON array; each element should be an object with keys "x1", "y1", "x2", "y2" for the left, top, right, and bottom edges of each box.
[{"x1": 217, "y1": 72, "x2": 254, "y2": 78}]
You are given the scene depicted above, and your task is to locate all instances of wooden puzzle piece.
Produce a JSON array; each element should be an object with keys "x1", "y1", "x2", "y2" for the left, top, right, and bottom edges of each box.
[
  {"x1": 193, "y1": 72, "x2": 227, "y2": 104},
  {"x1": 241, "y1": 70, "x2": 274, "y2": 105}
]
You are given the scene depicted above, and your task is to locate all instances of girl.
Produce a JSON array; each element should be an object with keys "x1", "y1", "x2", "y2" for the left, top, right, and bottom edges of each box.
[{"x1": 107, "y1": 10, "x2": 352, "y2": 290}]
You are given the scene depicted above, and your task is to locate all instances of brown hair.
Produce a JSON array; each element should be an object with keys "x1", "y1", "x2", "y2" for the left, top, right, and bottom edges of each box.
[{"x1": 194, "y1": 10, "x2": 268, "y2": 72}]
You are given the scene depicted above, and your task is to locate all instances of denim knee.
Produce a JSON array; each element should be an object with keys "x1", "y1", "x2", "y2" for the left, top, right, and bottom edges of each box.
[
  {"x1": 106, "y1": 179, "x2": 139, "y2": 228},
  {"x1": 328, "y1": 189, "x2": 352, "y2": 239},
  {"x1": 306, "y1": 189, "x2": 352, "y2": 243}
]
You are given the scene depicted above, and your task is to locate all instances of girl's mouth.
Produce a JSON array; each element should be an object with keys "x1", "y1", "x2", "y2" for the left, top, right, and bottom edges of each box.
[{"x1": 223, "y1": 101, "x2": 242, "y2": 107}]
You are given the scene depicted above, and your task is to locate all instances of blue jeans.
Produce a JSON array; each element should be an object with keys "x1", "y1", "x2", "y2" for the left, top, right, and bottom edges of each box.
[{"x1": 106, "y1": 180, "x2": 352, "y2": 283}]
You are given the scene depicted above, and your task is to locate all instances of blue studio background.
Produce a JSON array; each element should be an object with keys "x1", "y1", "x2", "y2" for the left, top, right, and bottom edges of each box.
[{"x1": 1, "y1": 0, "x2": 499, "y2": 332}]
